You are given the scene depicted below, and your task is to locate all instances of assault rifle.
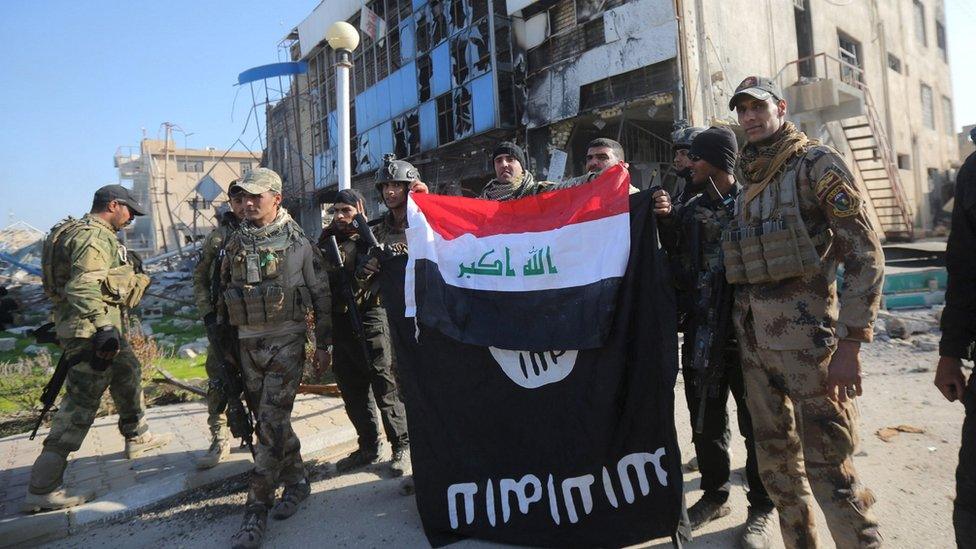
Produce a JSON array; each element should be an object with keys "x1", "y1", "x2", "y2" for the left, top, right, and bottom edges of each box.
[
  {"x1": 322, "y1": 234, "x2": 373, "y2": 364},
  {"x1": 208, "y1": 244, "x2": 255, "y2": 456},
  {"x1": 689, "y1": 267, "x2": 735, "y2": 434}
]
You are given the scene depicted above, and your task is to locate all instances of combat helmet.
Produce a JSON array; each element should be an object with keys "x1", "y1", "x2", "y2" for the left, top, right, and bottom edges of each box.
[
  {"x1": 671, "y1": 122, "x2": 706, "y2": 151},
  {"x1": 376, "y1": 153, "x2": 420, "y2": 191}
]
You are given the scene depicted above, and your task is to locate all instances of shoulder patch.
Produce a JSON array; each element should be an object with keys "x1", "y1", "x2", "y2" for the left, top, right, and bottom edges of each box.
[
  {"x1": 825, "y1": 185, "x2": 861, "y2": 217},
  {"x1": 814, "y1": 166, "x2": 849, "y2": 201}
]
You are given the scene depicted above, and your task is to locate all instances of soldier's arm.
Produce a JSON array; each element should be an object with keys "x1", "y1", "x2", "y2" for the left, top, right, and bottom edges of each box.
[
  {"x1": 63, "y1": 232, "x2": 115, "y2": 330},
  {"x1": 192, "y1": 229, "x2": 222, "y2": 317},
  {"x1": 807, "y1": 151, "x2": 884, "y2": 342},
  {"x1": 302, "y1": 242, "x2": 333, "y2": 345},
  {"x1": 940, "y1": 163, "x2": 976, "y2": 359}
]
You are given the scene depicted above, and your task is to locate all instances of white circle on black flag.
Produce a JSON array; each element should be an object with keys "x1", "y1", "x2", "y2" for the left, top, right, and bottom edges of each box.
[{"x1": 487, "y1": 348, "x2": 578, "y2": 389}]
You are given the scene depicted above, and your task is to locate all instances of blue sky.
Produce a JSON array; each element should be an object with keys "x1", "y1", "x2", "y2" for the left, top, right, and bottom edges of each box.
[{"x1": 1, "y1": 0, "x2": 974, "y2": 232}]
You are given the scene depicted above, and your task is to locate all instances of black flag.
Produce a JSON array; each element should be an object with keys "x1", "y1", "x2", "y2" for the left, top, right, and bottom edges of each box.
[{"x1": 381, "y1": 190, "x2": 681, "y2": 547}]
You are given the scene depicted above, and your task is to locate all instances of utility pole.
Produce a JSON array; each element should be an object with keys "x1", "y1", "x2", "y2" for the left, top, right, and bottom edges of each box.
[{"x1": 162, "y1": 122, "x2": 183, "y2": 254}]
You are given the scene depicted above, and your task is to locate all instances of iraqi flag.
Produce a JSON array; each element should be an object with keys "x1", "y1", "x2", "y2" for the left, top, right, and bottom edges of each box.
[
  {"x1": 404, "y1": 164, "x2": 631, "y2": 351},
  {"x1": 380, "y1": 172, "x2": 682, "y2": 547}
]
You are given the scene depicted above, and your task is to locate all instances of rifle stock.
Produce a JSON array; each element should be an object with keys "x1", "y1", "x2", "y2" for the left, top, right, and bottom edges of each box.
[{"x1": 30, "y1": 350, "x2": 89, "y2": 440}]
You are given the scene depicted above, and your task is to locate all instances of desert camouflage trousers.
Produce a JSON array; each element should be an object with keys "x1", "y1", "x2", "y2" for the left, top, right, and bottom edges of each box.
[
  {"x1": 239, "y1": 331, "x2": 306, "y2": 506},
  {"x1": 736, "y1": 314, "x2": 881, "y2": 548},
  {"x1": 203, "y1": 347, "x2": 229, "y2": 439},
  {"x1": 30, "y1": 338, "x2": 148, "y2": 494}
]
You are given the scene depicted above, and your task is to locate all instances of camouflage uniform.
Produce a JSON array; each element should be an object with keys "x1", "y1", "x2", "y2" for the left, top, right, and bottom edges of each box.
[
  {"x1": 220, "y1": 207, "x2": 331, "y2": 507},
  {"x1": 192, "y1": 215, "x2": 237, "y2": 443},
  {"x1": 725, "y1": 137, "x2": 884, "y2": 548},
  {"x1": 479, "y1": 171, "x2": 553, "y2": 200},
  {"x1": 319, "y1": 216, "x2": 409, "y2": 455},
  {"x1": 659, "y1": 184, "x2": 773, "y2": 512},
  {"x1": 29, "y1": 214, "x2": 152, "y2": 495}
]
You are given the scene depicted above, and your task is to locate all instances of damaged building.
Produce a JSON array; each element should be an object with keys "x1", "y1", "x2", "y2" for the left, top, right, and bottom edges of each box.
[{"x1": 267, "y1": 0, "x2": 958, "y2": 240}]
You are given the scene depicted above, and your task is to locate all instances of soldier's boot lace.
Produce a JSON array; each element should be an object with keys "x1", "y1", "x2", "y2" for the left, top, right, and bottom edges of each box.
[
  {"x1": 231, "y1": 503, "x2": 268, "y2": 549},
  {"x1": 740, "y1": 505, "x2": 776, "y2": 549},
  {"x1": 687, "y1": 493, "x2": 731, "y2": 530},
  {"x1": 22, "y1": 486, "x2": 95, "y2": 513},
  {"x1": 125, "y1": 431, "x2": 173, "y2": 460},
  {"x1": 271, "y1": 479, "x2": 311, "y2": 520},
  {"x1": 335, "y1": 446, "x2": 381, "y2": 473},
  {"x1": 195, "y1": 435, "x2": 230, "y2": 470},
  {"x1": 389, "y1": 445, "x2": 412, "y2": 477}
]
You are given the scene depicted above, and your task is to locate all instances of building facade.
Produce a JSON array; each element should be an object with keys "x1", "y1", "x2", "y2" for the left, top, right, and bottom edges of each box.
[
  {"x1": 268, "y1": 0, "x2": 958, "y2": 240},
  {"x1": 114, "y1": 138, "x2": 261, "y2": 254}
]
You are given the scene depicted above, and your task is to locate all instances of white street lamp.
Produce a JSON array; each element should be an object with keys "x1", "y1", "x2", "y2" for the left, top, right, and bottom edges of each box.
[{"x1": 326, "y1": 21, "x2": 360, "y2": 191}]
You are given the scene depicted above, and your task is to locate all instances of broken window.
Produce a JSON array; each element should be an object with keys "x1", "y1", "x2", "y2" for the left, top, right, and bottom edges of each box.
[
  {"x1": 376, "y1": 39, "x2": 391, "y2": 81},
  {"x1": 399, "y1": 16, "x2": 416, "y2": 64},
  {"x1": 496, "y1": 70, "x2": 517, "y2": 127},
  {"x1": 453, "y1": 85, "x2": 473, "y2": 139},
  {"x1": 450, "y1": 19, "x2": 490, "y2": 87},
  {"x1": 393, "y1": 109, "x2": 422, "y2": 158},
  {"x1": 837, "y1": 32, "x2": 863, "y2": 86},
  {"x1": 450, "y1": 30, "x2": 470, "y2": 87},
  {"x1": 471, "y1": 0, "x2": 488, "y2": 21},
  {"x1": 471, "y1": 73, "x2": 495, "y2": 133},
  {"x1": 436, "y1": 92, "x2": 456, "y2": 144},
  {"x1": 415, "y1": 5, "x2": 430, "y2": 53},
  {"x1": 429, "y1": 0, "x2": 449, "y2": 46},
  {"x1": 449, "y1": 0, "x2": 471, "y2": 34},
  {"x1": 417, "y1": 54, "x2": 433, "y2": 102},
  {"x1": 493, "y1": 16, "x2": 513, "y2": 68},
  {"x1": 576, "y1": 0, "x2": 606, "y2": 23}
]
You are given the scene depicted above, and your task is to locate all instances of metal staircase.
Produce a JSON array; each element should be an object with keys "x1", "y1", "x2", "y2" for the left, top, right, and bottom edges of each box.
[{"x1": 775, "y1": 53, "x2": 915, "y2": 241}]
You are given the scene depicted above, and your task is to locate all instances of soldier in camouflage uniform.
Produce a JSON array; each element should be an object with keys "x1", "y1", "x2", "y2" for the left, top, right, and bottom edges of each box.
[
  {"x1": 724, "y1": 76, "x2": 884, "y2": 548},
  {"x1": 218, "y1": 169, "x2": 332, "y2": 549},
  {"x1": 655, "y1": 127, "x2": 775, "y2": 547},
  {"x1": 24, "y1": 185, "x2": 172, "y2": 512},
  {"x1": 191, "y1": 188, "x2": 245, "y2": 469},
  {"x1": 317, "y1": 186, "x2": 410, "y2": 476}
]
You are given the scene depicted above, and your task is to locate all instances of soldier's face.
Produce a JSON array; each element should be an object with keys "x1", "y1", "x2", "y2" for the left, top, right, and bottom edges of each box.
[
  {"x1": 585, "y1": 146, "x2": 620, "y2": 174},
  {"x1": 673, "y1": 148, "x2": 693, "y2": 174},
  {"x1": 735, "y1": 97, "x2": 787, "y2": 143},
  {"x1": 108, "y1": 200, "x2": 134, "y2": 230},
  {"x1": 242, "y1": 191, "x2": 281, "y2": 226},
  {"x1": 493, "y1": 154, "x2": 523, "y2": 184},
  {"x1": 382, "y1": 182, "x2": 407, "y2": 210},
  {"x1": 690, "y1": 157, "x2": 715, "y2": 185},
  {"x1": 331, "y1": 203, "x2": 358, "y2": 231},
  {"x1": 229, "y1": 195, "x2": 246, "y2": 219}
]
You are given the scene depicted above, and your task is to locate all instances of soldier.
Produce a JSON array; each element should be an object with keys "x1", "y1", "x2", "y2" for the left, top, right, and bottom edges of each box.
[
  {"x1": 24, "y1": 185, "x2": 172, "y2": 512},
  {"x1": 479, "y1": 141, "x2": 552, "y2": 200},
  {"x1": 554, "y1": 138, "x2": 639, "y2": 193},
  {"x1": 219, "y1": 168, "x2": 332, "y2": 549},
  {"x1": 654, "y1": 127, "x2": 775, "y2": 547},
  {"x1": 671, "y1": 123, "x2": 706, "y2": 204},
  {"x1": 191, "y1": 187, "x2": 245, "y2": 469},
  {"x1": 317, "y1": 187, "x2": 411, "y2": 476},
  {"x1": 934, "y1": 126, "x2": 976, "y2": 546},
  {"x1": 724, "y1": 76, "x2": 884, "y2": 548}
]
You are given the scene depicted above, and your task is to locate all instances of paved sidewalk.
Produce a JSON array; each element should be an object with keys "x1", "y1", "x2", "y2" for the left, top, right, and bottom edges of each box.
[{"x1": 0, "y1": 394, "x2": 356, "y2": 547}]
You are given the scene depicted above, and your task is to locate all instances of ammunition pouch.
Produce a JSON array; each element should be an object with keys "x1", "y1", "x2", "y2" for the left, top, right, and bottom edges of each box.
[
  {"x1": 222, "y1": 285, "x2": 312, "y2": 326},
  {"x1": 103, "y1": 265, "x2": 151, "y2": 309}
]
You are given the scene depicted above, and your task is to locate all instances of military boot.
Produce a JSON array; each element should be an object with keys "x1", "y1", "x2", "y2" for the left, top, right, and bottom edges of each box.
[
  {"x1": 271, "y1": 478, "x2": 311, "y2": 520},
  {"x1": 335, "y1": 446, "x2": 381, "y2": 473},
  {"x1": 389, "y1": 445, "x2": 412, "y2": 477},
  {"x1": 739, "y1": 505, "x2": 776, "y2": 548},
  {"x1": 231, "y1": 503, "x2": 268, "y2": 549},
  {"x1": 687, "y1": 493, "x2": 731, "y2": 530},
  {"x1": 22, "y1": 486, "x2": 95, "y2": 513},
  {"x1": 195, "y1": 432, "x2": 230, "y2": 470},
  {"x1": 125, "y1": 431, "x2": 173, "y2": 459}
]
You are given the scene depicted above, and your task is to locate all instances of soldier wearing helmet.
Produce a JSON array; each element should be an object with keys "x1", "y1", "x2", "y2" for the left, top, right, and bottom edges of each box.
[{"x1": 671, "y1": 122, "x2": 706, "y2": 203}]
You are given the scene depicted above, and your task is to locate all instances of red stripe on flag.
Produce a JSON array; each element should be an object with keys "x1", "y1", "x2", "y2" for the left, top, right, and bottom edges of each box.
[{"x1": 411, "y1": 164, "x2": 631, "y2": 240}]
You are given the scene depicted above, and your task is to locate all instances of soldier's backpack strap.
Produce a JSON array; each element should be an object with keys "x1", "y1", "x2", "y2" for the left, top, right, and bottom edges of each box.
[{"x1": 41, "y1": 216, "x2": 82, "y2": 301}]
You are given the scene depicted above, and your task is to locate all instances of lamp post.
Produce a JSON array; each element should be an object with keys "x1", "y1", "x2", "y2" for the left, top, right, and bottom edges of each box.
[{"x1": 326, "y1": 21, "x2": 360, "y2": 191}]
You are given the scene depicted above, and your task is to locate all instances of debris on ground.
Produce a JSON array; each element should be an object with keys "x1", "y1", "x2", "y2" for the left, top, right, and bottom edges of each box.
[{"x1": 876, "y1": 424, "x2": 926, "y2": 443}]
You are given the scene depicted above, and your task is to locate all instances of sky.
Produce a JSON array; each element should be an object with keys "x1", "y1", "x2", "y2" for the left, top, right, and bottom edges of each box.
[{"x1": 1, "y1": 0, "x2": 974, "y2": 233}]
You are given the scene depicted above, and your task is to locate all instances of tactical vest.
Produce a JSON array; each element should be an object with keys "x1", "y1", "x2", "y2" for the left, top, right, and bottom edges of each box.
[
  {"x1": 722, "y1": 157, "x2": 832, "y2": 284},
  {"x1": 222, "y1": 221, "x2": 312, "y2": 327},
  {"x1": 42, "y1": 216, "x2": 149, "y2": 310}
]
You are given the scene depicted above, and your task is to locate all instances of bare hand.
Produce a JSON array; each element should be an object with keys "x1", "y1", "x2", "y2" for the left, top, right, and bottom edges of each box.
[
  {"x1": 827, "y1": 339, "x2": 862, "y2": 402},
  {"x1": 314, "y1": 348, "x2": 332, "y2": 374},
  {"x1": 652, "y1": 189, "x2": 672, "y2": 217},
  {"x1": 362, "y1": 257, "x2": 380, "y2": 275},
  {"x1": 409, "y1": 179, "x2": 429, "y2": 194},
  {"x1": 934, "y1": 356, "x2": 967, "y2": 403}
]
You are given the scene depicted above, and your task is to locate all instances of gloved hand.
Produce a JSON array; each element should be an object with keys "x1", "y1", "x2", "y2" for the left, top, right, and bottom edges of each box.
[{"x1": 90, "y1": 326, "x2": 121, "y2": 371}]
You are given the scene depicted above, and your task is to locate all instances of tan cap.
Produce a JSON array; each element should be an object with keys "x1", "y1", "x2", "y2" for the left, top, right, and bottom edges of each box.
[{"x1": 230, "y1": 167, "x2": 282, "y2": 195}]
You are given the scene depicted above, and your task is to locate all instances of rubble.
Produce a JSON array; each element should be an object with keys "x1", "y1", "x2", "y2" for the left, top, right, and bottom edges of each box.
[{"x1": 0, "y1": 338, "x2": 15, "y2": 352}]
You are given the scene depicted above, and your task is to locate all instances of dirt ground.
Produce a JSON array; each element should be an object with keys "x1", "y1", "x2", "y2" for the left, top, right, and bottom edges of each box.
[{"x1": 44, "y1": 331, "x2": 965, "y2": 548}]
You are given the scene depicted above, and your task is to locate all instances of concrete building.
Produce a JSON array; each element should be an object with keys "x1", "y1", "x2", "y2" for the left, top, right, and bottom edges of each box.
[
  {"x1": 268, "y1": 0, "x2": 958, "y2": 240},
  {"x1": 114, "y1": 138, "x2": 261, "y2": 255}
]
